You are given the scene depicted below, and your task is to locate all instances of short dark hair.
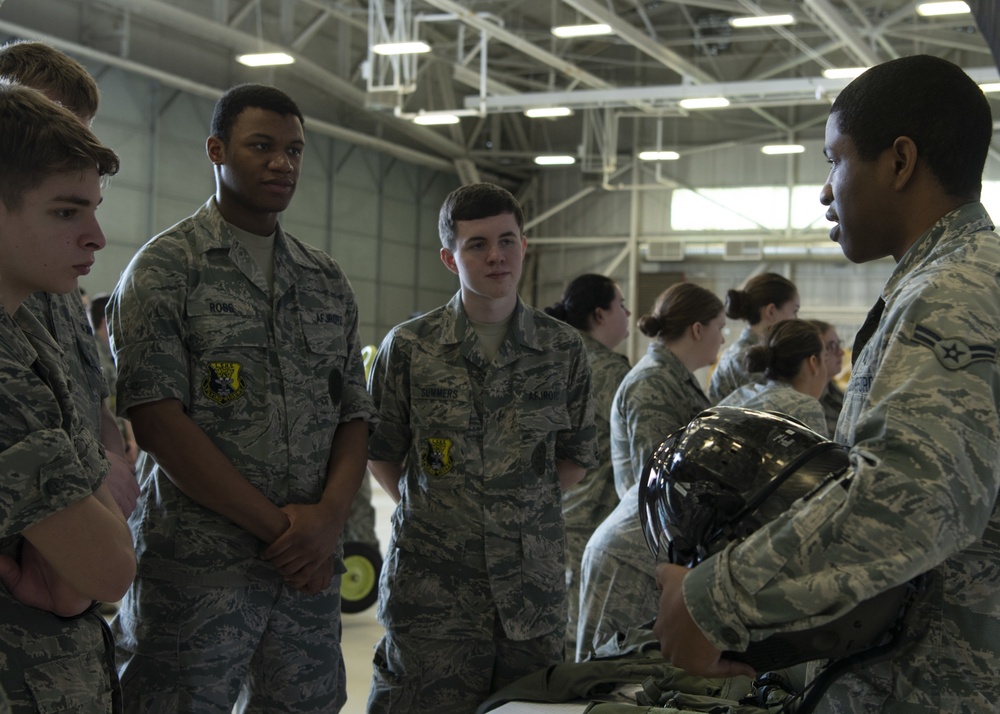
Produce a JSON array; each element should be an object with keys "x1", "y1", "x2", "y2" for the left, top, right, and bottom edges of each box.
[
  {"x1": 744, "y1": 319, "x2": 823, "y2": 381},
  {"x1": 0, "y1": 82, "x2": 119, "y2": 210},
  {"x1": 211, "y1": 83, "x2": 304, "y2": 144},
  {"x1": 0, "y1": 40, "x2": 99, "y2": 121},
  {"x1": 725, "y1": 272, "x2": 797, "y2": 325},
  {"x1": 638, "y1": 282, "x2": 723, "y2": 341},
  {"x1": 831, "y1": 55, "x2": 992, "y2": 200},
  {"x1": 438, "y1": 183, "x2": 524, "y2": 250},
  {"x1": 88, "y1": 292, "x2": 111, "y2": 331},
  {"x1": 544, "y1": 274, "x2": 618, "y2": 331}
]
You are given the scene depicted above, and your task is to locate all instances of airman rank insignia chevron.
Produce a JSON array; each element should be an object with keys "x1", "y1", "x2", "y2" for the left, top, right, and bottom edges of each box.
[
  {"x1": 423, "y1": 437, "x2": 454, "y2": 476},
  {"x1": 203, "y1": 361, "x2": 247, "y2": 404},
  {"x1": 912, "y1": 324, "x2": 998, "y2": 371}
]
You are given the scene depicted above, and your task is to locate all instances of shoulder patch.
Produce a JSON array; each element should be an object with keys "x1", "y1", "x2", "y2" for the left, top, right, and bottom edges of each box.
[
  {"x1": 911, "y1": 324, "x2": 997, "y2": 371},
  {"x1": 203, "y1": 361, "x2": 247, "y2": 404}
]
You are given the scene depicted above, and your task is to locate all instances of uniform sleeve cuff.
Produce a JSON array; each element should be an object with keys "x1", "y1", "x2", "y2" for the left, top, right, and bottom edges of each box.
[{"x1": 683, "y1": 549, "x2": 751, "y2": 652}]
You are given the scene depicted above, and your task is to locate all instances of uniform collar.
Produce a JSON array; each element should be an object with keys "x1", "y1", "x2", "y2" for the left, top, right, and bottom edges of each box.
[
  {"x1": 194, "y1": 197, "x2": 315, "y2": 271},
  {"x1": 883, "y1": 202, "x2": 994, "y2": 302}
]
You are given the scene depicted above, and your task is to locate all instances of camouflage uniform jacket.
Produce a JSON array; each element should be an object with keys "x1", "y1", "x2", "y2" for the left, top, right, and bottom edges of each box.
[
  {"x1": 22, "y1": 291, "x2": 108, "y2": 440},
  {"x1": 685, "y1": 202, "x2": 1000, "y2": 712},
  {"x1": 717, "y1": 379, "x2": 829, "y2": 437},
  {"x1": 708, "y1": 325, "x2": 762, "y2": 403},
  {"x1": 563, "y1": 334, "x2": 630, "y2": 549},
  {"x1": 368, "y1": 292, "x2": 598, "y2": 640},
  {"x1": 577, "y1": 484, "x2": 659, "y2": 660},
  {"x1": 819, "y1": 381, "x2": 844, "y2": 439},
  {"x1": 109, "y1": 198, "x2": 375, "y2": 584},
  {"x1": 611, "y1": 342, "x2": 709, "y2": 498},
  {"x1": 0, "y1": 307, "x2": 115, "y2": 711}
]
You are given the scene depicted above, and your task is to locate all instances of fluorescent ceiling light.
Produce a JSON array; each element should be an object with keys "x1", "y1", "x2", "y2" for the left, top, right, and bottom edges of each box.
[
  {"x1": 413, "y1": 114, "x2": 460, "y2": 125},
  {"x1": 916, "y1": 1, "x2": 970, "y2": 15},
  {"x1": 372, "y1": 41, "x2": 431, "y2": 55},
  {"x1": 980, "y1": 82, "x2": 1000, "y2": 93},
  {"x1": 761, "y1": 144, "x2": 805, "y2": 155},
  {"x1": 551, "y1": 23, "x2": 612, "y2": 38},
  {"x1": 534, "y1": 155, "x2": 576, "y2": 165},
  {"x1": 729, "y1": 14, "x2": 795, "y2": 28},
  {"x1": 525, "y1": 107, "x2": 573, "y2": 118},
  {"x1": 638, "y1": 150, "x2": 680, "y2": 161},
  {"x1": 679, "y1": 97, "x2": 730, "y2": 109},
  {"x1": 236, "y1": 52, "x2": 295, "y2": 67},
  {"x1": 822, "y1": 66, "x2": 868, "y2": 79}
]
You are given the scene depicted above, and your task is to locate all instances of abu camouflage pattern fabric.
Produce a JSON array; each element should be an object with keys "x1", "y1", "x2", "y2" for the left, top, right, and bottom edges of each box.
[
  {"x1": 112, "y1": 576, "x2": 345, "y2": 713},
  {"x1": 819, "y1": 381, "x2": 844, "y2": 439},
  {"x1": 367, "y1": 292, "x2": 597, "y2": 708},
  {"x1": 717, "y1": 379, "x2": 829, "y2": 437},
  {"x1": 576, "y1": 483, "x2": 659, "y2": 661},
  {"x1": 109, "y1": 198, "x2": 375, "y2": 582},
  {"x1": 684, "y1": 202, "x2": 1000, "y2": 712},
  {"x1": 564, "y1": 333, "x2": 631, "y2": 653},
  {"x1": 22, "y1": 290, "x2": 109, "y2": 440},
  {"x1": 0, "y1": 308, "x2": 116, "y2": 711},
  {"x1": 708, "y1": 325, "x2": 763, "y2": 404},
  {"x1": 610, "y1": 342, "x2": 709, "y2": 498}
]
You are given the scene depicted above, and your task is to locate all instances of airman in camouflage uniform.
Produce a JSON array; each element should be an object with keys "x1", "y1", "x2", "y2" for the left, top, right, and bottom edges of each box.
[
  {"x1": 611, "y1": 342, "x2": 709, "y2": 498},
  {"x1": 0, "y1": 82, "x2": 134, "y2": 713},
  {"x1": 367, "y1": 183, "x2": 597, "y2": 713},
  {"x1": 576, "y1": 483, "x2": 659, "y2": 661},
  {"x1": 707, "y1": 325, "x2": 761, "y2": 404},
  {"x1": 109, "y1": 85, "x2": 375, "y2": 713},
  {"x1": 717, "y1": 380, "x2": 828, "y2": 437},
  {"x1": 563, "y1": 332, "x2": 630, "y2": 657},
  {"x1": 655, "y1": 56, "x2": 1000, "y2": 713},
  {"x1": 0, "y1": 38, "x2": 139, "y2": 520}
]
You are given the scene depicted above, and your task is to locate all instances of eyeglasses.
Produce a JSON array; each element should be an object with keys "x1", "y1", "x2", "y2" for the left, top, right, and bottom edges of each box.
[{"x1": 825, "y1": 339, "x2": 844, "y2": 353}]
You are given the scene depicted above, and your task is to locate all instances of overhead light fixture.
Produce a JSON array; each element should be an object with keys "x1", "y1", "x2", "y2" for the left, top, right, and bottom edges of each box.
[
  {"x1": 728, "y1": 14, "x2": 795, "y2": 28},
  {"x1": 980, "y1": 82, "x2": 1000, "y2": 93},
  {"x1": 551, "y1": 23, "x2": 613, "y2": 38},
  {"x1": 679, "y1": 97, "x2": 730, "y2": 109},
  {"x1": 413, "y1": 114, "x2": 460, "y2": 125},
  {"x1": 236, "y1": 52, "x2": 295, "y2": 67},
  {"x1": 761, "y1": 144, "x2": 805, "y2": 155},
  {"x1": 916, "y1": 1, "x2": 970, "y2": 15},
  {"x1": 525, "y1": 107, "x2": 573, "y2": 118},
  {"x1": 638, "y1": 150, "x2": 680, "y2": 161},
  {"x1": 822, "y1": 67, "x2": 868, "y2": 79},
  {"x1": 534, "y1": 155, "x2": 576, "y2": 165},
  {"x1": 372, "y1": 41, "x2": 431, "y2": 55}
]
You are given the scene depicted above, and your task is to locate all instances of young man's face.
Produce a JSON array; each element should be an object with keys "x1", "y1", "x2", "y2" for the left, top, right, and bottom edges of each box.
[
  {"x1": 208, "y1": 107, "x2": 304, "y2": 219},
  {"x1": 440, "y1": 212, "x2": 526, "y2": 303},
  {"x1": 0, "y1": 168, "x2": 105, "y2": 312},
  {"x1": 820, "y1": 112, "x2": 902, "y2": 263}
]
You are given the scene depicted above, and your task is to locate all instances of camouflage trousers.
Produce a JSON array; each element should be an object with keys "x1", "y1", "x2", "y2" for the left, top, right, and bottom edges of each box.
[
  {"x1": 565, "y1": 520, "x2": 598, "y2": 659},
  {"x1": 368, "y1": 619, "x2": 564, "y2": 714},
  {"x1": 113, "y1": 574, "x2": 345, "y2": 713}
]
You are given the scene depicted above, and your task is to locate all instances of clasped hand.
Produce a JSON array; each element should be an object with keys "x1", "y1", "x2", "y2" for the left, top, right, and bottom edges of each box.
[{"x1": 263, "y1": 504, "x2": 341, "y2": 596}]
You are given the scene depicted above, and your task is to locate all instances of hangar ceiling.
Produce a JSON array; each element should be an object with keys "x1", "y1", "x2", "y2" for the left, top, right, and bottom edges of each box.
[{"x1": 1, "y1": 0, "x2": 997, "y2": 190}]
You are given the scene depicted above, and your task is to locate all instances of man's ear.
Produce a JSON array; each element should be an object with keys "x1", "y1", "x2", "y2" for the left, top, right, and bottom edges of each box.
[
  {"x1": 440, "y1": 247, "x2": 459, "y2": 275},
  {"x1": 206, "y1": 135, "x2": 224, "y2": 165},
  {"x1": 888, "y1": 135, "x2": 919, "y2": 191}
]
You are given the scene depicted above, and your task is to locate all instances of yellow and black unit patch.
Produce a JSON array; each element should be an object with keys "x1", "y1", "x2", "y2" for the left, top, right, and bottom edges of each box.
[
  {"x1": 422, "y1": 437, "x2": 454, "y2": 476},
  {"x1": 203, "y1": 361, "x2": 247, "y2": 405}
]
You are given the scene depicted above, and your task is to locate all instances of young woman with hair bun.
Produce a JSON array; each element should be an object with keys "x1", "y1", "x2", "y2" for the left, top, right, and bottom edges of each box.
[
  {"x1": 575, "y1": 282, "x2": 724, "y2": 660},
  {"x1": 718, "y1": 318, "x2": 829, "y2": 436},
  {"x1": 708, "y1": 272, "x2": 799, "y2": 403},
  {"x1": 543, "y1": 273, "x2": 631, "y2": 657}
]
